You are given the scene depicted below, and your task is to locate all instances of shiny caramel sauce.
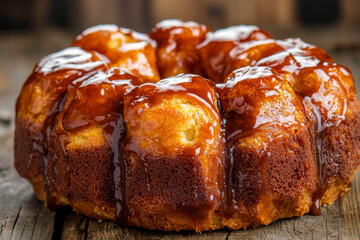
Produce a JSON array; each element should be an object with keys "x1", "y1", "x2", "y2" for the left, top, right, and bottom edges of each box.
[
  {"x1": 150, "y1": 20, "x2": 210, "y2": 78},
  {"x1": 221, "y1": 37, "x2": 348, "y2": 215},
  {"x1": 226, "y1": 39, "x2": 285, "y2": 76},
  {"x1": 62, "y1": 68, "x2": 140, "y2": 131},
  {"x1": 122, "y1": 74, "x2": 221, "y2": 227},
  {"x1": 124, "y1": 74, "x2": 218, "y2": 118},
  {"x1": 217, "y1": 66, "x2": 306, "y2": 217},
  {"x1": 198, "y1": 25, "x2": 350, "y2": 215},
  {"x1": 248, "y1": 38, "x2": 348, "y2": 214},
  {"x1": 17, "y1": 47, "x2": 108, "y2": 209},
  {"x1": 61, "y1": 67, "x2": 141, "y2": 225},
  {"x1": 24, "y1": 47, "x2": 108, "y2": 118},
  {"x1": 197, "y1": 25, "x2": 273, "y2": 83},
  {"x1": 72, "y1": 25, "x2": 160, "y2": 82},
  {"x1": 20, "y1": 21, "x2": 355, "y2": 224}
]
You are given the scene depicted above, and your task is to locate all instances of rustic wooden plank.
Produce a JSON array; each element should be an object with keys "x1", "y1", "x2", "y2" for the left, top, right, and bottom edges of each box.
[
  {"x1": 61, "y1": 212, "x2": 229, "y2": 240},
  {"x1": 339, "y1": 171, "x2": 360, "y2": 239},
  {"x1": 228, "y1": 202, "x2": 343, "y2": 240},
  {"x1": 61, "y1": 212, "x2": 87, "y2": 240},
  {"x1": 0, "y1": 130, "x2": 56, "y2": 240}
]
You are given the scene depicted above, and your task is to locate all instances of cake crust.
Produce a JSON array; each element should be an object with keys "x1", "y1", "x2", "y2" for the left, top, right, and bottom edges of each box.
[{"x1": 15, "y1": 20, "x2": 360, "y2": 231}]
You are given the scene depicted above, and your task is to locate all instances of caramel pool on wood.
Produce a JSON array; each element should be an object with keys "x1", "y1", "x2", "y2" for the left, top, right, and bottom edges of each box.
[{"x1": 15, "y1": 19, "x2": 360, "y2": 232}]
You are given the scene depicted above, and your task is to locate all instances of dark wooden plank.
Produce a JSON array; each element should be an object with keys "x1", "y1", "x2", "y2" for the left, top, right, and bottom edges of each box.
[
  {"x1": 228, "y1": 201, "x2": 344, "y2": 240},
  {"x1": 61, "y1": 212, "x2": 229, "y2": 240},
  {"x1": 61, "y1": 212, "x2": 87, "y2": 240},
  {"x1": 0, "y1": 130, "x2": 56, "y2": 240},
  {"x1": 339, "y1": 171, "x2": 360, "y2": 239}
]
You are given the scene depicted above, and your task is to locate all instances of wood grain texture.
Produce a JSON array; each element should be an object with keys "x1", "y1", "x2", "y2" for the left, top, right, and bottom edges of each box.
[
  {"x1": 62, "y1": 212, "x2": 230, "y2": 240},
  {"x1": 339, "y1": 172, "x2": 360, "y2": 239}
]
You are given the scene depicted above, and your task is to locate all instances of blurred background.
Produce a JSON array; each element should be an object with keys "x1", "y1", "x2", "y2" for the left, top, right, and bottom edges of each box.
[{"x1": 0, "y1": 0, "x2": 359, "y2": 120}]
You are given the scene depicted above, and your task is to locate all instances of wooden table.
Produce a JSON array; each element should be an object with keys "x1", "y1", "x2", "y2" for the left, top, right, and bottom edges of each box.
[{"x1": 1, "y1": 27, "x2": 360, "y2": 240}]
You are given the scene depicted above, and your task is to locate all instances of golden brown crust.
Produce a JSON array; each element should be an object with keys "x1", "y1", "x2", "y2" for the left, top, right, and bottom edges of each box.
[
  {"x1": 72, "y1": 25, "x2": 160, "y2": 82},
  {"x1": 14, "y1": 20, "x2": 360, "y2": 231},
  {"x1": 150, "y1": 20, "x2": 210, "y2": 78},
  {"x1": 320, "y1": 112, "x2": 360, "y2": 205},
  {"x1": 15, "y1": 118, "x2": 46, "y2": 202}
]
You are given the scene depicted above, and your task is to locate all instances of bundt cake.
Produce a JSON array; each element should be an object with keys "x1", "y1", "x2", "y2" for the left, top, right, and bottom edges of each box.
[{"x1": 15, "y1": 20, "x2": 360, "y2": 231}]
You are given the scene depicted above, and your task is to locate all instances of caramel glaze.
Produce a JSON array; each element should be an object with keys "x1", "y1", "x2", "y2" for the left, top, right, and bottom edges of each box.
[
  {"x1": 198, "y1": 24, "x2": 352, "y2": 215},
  {"x1": 197, "y1": 25, "x2": 273, "y2": 83},
  {"x1": 15, "y1": 20, "x2": 359, "y2": 230},
  {"x1": 250, "y1": 39, "x2": 350, "y2": 215},
  {"x1": 72, "y1": 24, "x2": 160, "y2": 82},
  {"x1": 149, "y1": 20, "x2": 210, "y2": 78},
  {"x1": 217, "y1": 66, "x2": 312, "y2": 220},
  {"x1": 16, "y1": 48, "x2": 106, "y2": 145},
  {"x1": 122, "y1": 74, "x2": 222, "y2": 228},
  {"x1": 60, "y1": 67, "x2": 141, "y2": 225},
  {"x1": 15, "y1": 47, "x2": 108, "y2": 209}
]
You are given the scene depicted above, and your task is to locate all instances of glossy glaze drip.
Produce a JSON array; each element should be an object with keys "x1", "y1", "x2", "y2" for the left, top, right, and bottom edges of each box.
[
  {"x1": 105, "y1": 114, "x2": 128, "y2": 225},
  {"x1": 122, "y1": 74, "x2": 221, "y2": 227},
  {"x1": 197, "y1": 25, "x2": 273, "y2": 83},
  {"x1": 150, "y1": 20, "x2": 210, "y2": 78},
  {"x1": 262, "y1": 45, "x2": 347, "y2": 215},
  {"x1": 216, "y1": 66, "x2": 306, "y2": 217},
  {"x1": 60, "y1": 68, "x2": 140, "y2": 225},
  {"x1": 310, "y1": 132, "x2": 325, "y2": 215},
  {"x1": 72, "y1": 25, "x2": 159, "y2": 82},
  {"x1": 234, "y1": 37, "x2": 349, "y2": 214},
  {"x1": 17, "y1": 47, "x2": 108, "y2": 209},
  {"x1": 218, "y1": 108, "x2": 236, "y2": 218}
]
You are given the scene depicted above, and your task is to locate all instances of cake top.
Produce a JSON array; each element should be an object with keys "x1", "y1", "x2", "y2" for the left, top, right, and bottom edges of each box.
[{"x1": 17, "y1": 19, "x2": 356, "y2": 136}]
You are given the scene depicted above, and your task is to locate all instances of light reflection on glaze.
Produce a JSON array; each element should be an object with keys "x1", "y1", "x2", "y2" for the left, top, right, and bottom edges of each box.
[
  {"x1": 216, "y1": 66, "x2": 308, "y2": 217},
  {"x1": 126, "y1": 74, "x2": 219, "y2": 119},
  {"x1": 197, "y1": 25, "x2": 273, "y2": 83},
  {"x1": 73, "y1": 25, "x2": 159, "y2": 82},
  {"x1": 153, "y1": 19, "x2": 207, "y2": 37},
  {"x1": 208, "y1": 31, "x2": 350, "y2": 216},
  {"x1": 218, "y1": 66, "x2": 303, "y2": 135},
  {"x1": 198, "y1": 25, "x2": 271, "y2": 48},
  {"x1": 62, "y1": 67, "x2": 140, "y2": 132},
  {"x1": 37, "y1": 47, "x2": 108, "y2": 75},
  {"x1": 150, "y1": 20, "x2": 209, "y2": 78}
]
